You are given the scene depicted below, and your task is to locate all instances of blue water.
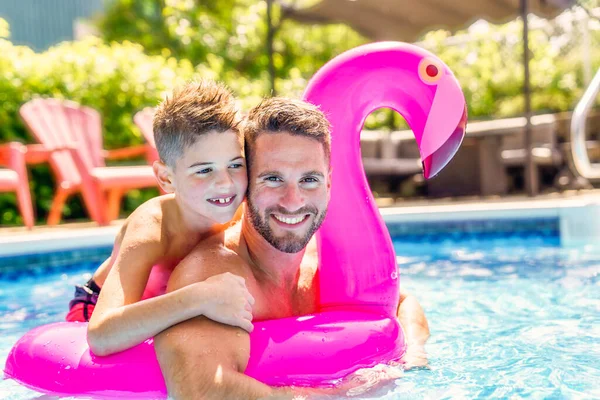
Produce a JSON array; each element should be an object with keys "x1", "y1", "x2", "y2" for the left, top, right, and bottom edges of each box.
[{"x1": 1, "y1": 234, "x2": 599, "y2": 399}]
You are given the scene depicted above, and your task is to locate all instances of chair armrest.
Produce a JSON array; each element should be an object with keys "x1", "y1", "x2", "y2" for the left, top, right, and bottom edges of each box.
[
  {"x1": 0, "y1": 142, "x2": 27, "y2": 168},
  {"x1": 24, "y1": 144, "x2": 78, "y2": 165},
  {"x1": 24, "y1": 144, "x2": 72, "y2": 165},
  {"x1": 103, "y1": 145, "x2": 149, "y2": 161}
]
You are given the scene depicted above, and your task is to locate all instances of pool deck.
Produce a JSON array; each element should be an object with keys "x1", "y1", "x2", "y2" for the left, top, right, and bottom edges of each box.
[{"x1": 1, "y1": 189, "x2": 600, "y2": 256}]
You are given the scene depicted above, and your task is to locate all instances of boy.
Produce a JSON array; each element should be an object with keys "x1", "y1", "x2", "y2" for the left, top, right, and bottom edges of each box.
[{"x1": 67, "y1": 80, "x2": 255, "y2": 356}]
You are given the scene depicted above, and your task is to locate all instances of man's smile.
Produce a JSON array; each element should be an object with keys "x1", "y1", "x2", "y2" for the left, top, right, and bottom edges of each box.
[{"x1": 271, "y1": 214, "x2": 310, "y2": 228}]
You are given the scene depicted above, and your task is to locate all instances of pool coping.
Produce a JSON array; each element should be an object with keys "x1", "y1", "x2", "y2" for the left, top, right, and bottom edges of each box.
[{"x1": 1, "y1": 193, "x2": 599, "y2": 256}]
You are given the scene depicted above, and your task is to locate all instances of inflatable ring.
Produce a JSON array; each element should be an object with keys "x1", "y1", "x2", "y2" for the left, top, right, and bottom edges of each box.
[{"x1": 4, "y1": 42, "x2": 467, "y2": 398}]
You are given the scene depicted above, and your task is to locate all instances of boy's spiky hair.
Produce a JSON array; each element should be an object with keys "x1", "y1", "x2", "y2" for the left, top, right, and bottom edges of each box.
[{"x1": 153, "y1": 80, "x2": 241, "y2": 166}]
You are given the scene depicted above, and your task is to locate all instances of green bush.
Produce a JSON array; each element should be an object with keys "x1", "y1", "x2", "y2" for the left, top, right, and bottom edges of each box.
[
  {"x1": 0, "y1": 21, "x2": 206, "y2": 226},
  {"x1": 97, "y1": 0, "x2": 600, "y2": 126},
  {"x1": 420, "y1": 16, "x2": 600, "y2": 119}
]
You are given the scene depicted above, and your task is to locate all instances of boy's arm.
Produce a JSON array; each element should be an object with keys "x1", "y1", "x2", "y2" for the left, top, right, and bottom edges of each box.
[{"x1": 87, "y1": 214, "x2": 253, "y2": 356}]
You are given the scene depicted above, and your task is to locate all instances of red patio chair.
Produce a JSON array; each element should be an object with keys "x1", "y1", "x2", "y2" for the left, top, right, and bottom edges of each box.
[
  {"x1": 133, "y1": 107, "x2": 159, "y2": 165},
  {"x1": 0, "y1": 142, "x2": 34, "y2": 228},
  {"x1": 20, "y1": 98, "x2": 158, "y2": 226}
]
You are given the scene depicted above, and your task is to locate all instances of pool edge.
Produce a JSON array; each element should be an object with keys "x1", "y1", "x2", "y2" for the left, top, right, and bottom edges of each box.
[{"x1": 1, "y1": 194, "x2": 600, "y2": 256}]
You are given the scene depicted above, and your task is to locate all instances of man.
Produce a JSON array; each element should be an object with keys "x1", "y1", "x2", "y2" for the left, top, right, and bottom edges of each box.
[{"x1": 154, "y1": 97, "x2": 430, "y2": 399}]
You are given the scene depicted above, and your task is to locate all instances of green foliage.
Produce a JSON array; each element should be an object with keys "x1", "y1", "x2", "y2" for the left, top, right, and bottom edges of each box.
[
  {"x1": 0, "y1": 25, "x2": 199, "y2": 226},
  {"x1": 420, "y1": 14, "x2": 600, "y2": 118},
  {"x1": 97, "y1": 0, "x2": 600, "y2": 124},
  {"x1": 98, "y1": 0, "x2": 366, "y2": 102},
  {"x1": 0, "y1": 17, "x2": 9, "y2": 38}
]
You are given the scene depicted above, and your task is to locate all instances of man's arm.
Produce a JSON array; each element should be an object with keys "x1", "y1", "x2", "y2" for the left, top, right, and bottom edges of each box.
[
  {"x1": 396, "y1": 290, "x2": 430, "y2": 368},
  {"x1": 397, "y1": 291, "x2": 430, "y2": 344},
  {"x1": 154, "y1": 316, "x2": 275, "y2": 400},
  {"x1": 153, "y1": 242, "x2": 277, "y2": 400}
]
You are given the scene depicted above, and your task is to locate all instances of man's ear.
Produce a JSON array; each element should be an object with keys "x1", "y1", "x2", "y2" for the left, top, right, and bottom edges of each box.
[
  {"x1": 326, "y1": 166, "x2": 333, "y2": 200},
  {"x1": 153, "y1": 160, "x2": 175, "y2": 193}
]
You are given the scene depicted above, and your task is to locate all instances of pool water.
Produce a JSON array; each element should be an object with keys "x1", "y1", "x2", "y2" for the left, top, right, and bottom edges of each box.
[{"x1": 1, "y1": 234, "x2": 599, "y2": 399}]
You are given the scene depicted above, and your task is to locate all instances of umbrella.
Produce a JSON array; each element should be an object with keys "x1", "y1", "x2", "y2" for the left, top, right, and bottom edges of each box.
[{"x1": 283, "y1": 0, "x2": 574, "y2": 42}]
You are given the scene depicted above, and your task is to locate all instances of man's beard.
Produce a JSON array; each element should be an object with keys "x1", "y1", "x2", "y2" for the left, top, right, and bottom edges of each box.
[{"x1": 247, "y1": 197, "x2": 327, "y2": 254}]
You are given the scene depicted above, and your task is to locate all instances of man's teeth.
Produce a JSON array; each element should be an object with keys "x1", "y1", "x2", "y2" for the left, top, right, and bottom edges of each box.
[
  {"x1": 274, "y1": 215, "x2": 305, "y2": 225},
  {"x1": 212, "y1": 196, "x2": 233, "y2": 204}
]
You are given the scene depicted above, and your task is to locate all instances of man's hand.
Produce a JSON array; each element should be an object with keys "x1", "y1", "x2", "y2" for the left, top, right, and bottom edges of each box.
[{"x1": 198, "y1": 272, "x2": 255, "y2": 333}]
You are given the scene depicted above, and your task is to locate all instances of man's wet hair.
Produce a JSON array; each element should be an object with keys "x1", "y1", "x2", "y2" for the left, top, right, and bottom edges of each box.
[{"x1": 243, "y1": 97, "x2": 331, "y2": 169}]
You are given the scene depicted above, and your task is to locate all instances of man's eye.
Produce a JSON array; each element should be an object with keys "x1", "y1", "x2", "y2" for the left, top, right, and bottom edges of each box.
[
  {"x1": 265, "y1": 176, "x2": 281, "y2": 182},
  {"x1": 302, "y1": 177, "x2": 319, "y2": 183}
]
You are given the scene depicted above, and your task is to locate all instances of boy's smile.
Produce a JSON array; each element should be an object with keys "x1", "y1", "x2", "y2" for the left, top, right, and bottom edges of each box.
[
  {"x1": 207, "y1": 195, "x2": 237, "y2": 207},
  {"x1": 170, "y1": 130, "x2": 247, "y2": 226}
]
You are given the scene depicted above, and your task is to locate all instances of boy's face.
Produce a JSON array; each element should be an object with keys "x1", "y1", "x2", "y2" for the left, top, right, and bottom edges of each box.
[
  {"x1": 246, "y1": 132, "x2": 331, "y2": 253},
  {"x1": 168, "y1": 130, "x2": 247, "y2": 225}
]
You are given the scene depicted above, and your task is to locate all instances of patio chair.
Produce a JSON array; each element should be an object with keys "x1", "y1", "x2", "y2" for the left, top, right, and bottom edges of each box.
[
  {"x1": 20, "y1": 98, "x2": 158, "y2": 226},
  {"x1": 133, "y1": 107, "x2": 159, "y2": 165},
  {"x1": 499, "y1": 114, "x2": 563, "y2": 192},
  {"x1": 0, "y1": 142, "x2": 34, "y2": 228}
]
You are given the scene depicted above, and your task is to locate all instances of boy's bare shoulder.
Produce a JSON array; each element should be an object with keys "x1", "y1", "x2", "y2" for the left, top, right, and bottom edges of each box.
[
  {"x1": 118, "y1": 195, "x2": 173, "y2": 247},
  {"x1": 223, "y1": 220, "x2": 243, "y2": 251}
]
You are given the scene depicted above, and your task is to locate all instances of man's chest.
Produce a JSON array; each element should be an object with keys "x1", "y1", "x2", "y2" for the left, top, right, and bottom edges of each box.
[{"x1": 249, "y1": 273, "x2": 319, "y2": 321}]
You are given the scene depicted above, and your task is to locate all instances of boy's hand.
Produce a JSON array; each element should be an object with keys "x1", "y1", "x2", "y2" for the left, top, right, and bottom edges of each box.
[{"x1": 199, "y1": 272, "x2": 255, "y2": 332}]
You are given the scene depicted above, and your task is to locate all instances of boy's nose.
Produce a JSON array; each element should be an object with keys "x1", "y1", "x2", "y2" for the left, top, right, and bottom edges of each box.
[{"x1": 214, "y1": 171, "x2": 234, "y2": 190}]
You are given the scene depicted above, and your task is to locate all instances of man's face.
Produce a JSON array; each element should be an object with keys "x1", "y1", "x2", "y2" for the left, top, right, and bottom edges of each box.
[{"x1": 247, "y1": 132, "x2": 330, "y2": 253}]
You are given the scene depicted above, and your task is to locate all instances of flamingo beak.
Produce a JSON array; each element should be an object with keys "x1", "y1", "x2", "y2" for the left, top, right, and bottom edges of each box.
[{"x1": 419, "y1": 74, "x2": 468, "y2": 179}]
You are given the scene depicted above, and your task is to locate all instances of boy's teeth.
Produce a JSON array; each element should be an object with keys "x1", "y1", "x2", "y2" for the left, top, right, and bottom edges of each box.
[
  {"x1": 274, "y1": 215, "x2": 305, "y2": 225},
  {"x1": 212, "y1": 196, "x2": 232, "y2": 204}
]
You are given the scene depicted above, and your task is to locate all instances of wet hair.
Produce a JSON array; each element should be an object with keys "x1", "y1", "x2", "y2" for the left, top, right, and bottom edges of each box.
[
  {"x1": 244, "y1": 97, "x2": 331, "y2": 169},
  {"x1": 153, "y1": 80, "x2": 241, "y2": 167}
]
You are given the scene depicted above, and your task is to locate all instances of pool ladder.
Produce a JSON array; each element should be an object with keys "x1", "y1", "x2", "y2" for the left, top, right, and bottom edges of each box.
[{"x1": 570, "y1": 67, "x2": 600, "y2": 180}]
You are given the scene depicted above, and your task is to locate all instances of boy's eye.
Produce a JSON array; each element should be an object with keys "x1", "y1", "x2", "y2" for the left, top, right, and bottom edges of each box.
[
  {"x1": 229, "y1": 163, "x2": 244, "y2": 169},
  {"x1": 197, "y1": 168, "x2": 212, "y2": 174}
]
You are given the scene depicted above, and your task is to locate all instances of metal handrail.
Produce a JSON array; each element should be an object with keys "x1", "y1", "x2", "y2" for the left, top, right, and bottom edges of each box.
[{"x1": 571, "y1": 67, "x2": 600, "y2": 179}]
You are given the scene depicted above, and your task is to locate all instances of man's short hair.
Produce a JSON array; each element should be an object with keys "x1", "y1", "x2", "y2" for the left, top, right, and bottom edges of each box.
[
  {"x1": 244, "y1": 97, "x2": 331, "y2": 169},
  {"x1": 153, "y1": 80, "x2": 241, "y2": 167}
]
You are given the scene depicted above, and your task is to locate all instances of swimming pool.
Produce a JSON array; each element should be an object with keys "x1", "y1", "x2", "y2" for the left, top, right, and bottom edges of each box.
[{"x1": 1, "y1": 218, "x2": 599, "y2": 399}]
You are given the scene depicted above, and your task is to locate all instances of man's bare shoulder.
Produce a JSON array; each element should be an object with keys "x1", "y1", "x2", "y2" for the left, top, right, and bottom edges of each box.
[{"x1": 166, "y1": 227, "x2": 249, "y2": 292}]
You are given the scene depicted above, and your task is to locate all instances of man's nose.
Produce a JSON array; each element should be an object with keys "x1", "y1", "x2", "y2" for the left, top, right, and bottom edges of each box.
[{"x1": 280, "y1": 184, "x2": 304, "y2": 211}]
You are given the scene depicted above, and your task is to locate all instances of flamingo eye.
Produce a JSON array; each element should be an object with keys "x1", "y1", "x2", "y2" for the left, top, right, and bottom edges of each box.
[{"x1": 419, "y1": 58, "x2": 443, "y2": 84}]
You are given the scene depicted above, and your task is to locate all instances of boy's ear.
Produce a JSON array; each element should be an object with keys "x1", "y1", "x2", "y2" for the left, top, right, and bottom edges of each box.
[{"x1": 153, "y1": 161, "x2": 175, "y2": 193}]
